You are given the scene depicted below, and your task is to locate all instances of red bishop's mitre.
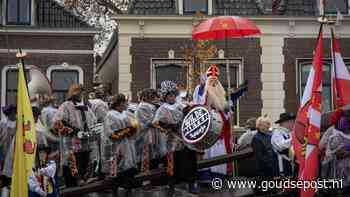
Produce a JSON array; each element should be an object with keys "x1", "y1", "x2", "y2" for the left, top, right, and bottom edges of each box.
[{"x1": 206, "y1": 64, "x2": 219, "y2": 79}]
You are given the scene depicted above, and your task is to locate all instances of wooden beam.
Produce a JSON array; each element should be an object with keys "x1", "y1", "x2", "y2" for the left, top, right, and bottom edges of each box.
[
  {"x1": 61, "y1": 148, "x2": 253, "y2": 196},
  {"x1": 60, "y1": 179, "x2": 114, "y2": 197},
  {"x1": 197, "y1": 148, "x2": 253, "y2": 169},
  {"x1": 134, "y1": 168, "x2": 167, "y2": 181},
  {"x1": 60, "y1": 168, "x2": 168, "y2": 197}
]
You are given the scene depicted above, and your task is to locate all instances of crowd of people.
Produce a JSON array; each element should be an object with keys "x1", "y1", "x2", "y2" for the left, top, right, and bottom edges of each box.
[
  {"x1": 0, "y1": 62, "x2": 253, "y2": 196},
  {"x1": 0, "y1": 65, "x2": 349, "y2": 197},
  {"x1": 0, "y1": 72, "x2": 224, "y2": 196},
  {"x1": 237, "y1": 107, "x2": 350, "y2": 195}
]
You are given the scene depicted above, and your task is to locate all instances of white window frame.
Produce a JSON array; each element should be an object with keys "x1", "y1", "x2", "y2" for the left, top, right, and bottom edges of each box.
[
  {"x1": 202, "y1": 58, "x2": 243, "y2": 89},
  {"x1": 2, "y1": 0, "x2": 36, "y2": 25},
  {"x1": 47, "y1": 64, "x2": 84, "y2": 105},
  {"x1": 1, "y1": 64, "x2": 84, "y2": 118},
  {"x1": 151, "y1": 57, "x2": 243, "y2": 126},
  {"x1": 182, "y1": 0, "x2": 209, "y2": 15},
  {"x1": 0, "y1": 0, "x2": 2, "y2": 25},
  {"x1": 150, "y1": 58, "x2": 188, "y2": 89},
  {"x1": 46, "y1": 64, "x2": 84, "y2": 83},
  {"x1": 296, "y1": 58, "x2": 350, "y2": 112},
  {"x1": 179, "y1": 0, "x2": 212, "y2": 15},
  {"x1": 1, "y1": 64, "x2": 30, "y2": 118},
  {"x1": 203, "y1": 58, "x2": 243, "y2": 126},
  {"x1": 321, "y1": 0, "x2": 350, "y2": 15}
]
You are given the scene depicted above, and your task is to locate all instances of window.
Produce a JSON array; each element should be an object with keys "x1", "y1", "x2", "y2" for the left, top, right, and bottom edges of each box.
[
  {"x1": 299, "y1": 61, "x2": 332, "y2": 113},
  {"x1": 1, "y1": 65, "x2": 83, "y2": 118},
  {"x1": 51, "y1": 70, "x2": 79, "y2": 104},
  {"x1": 3, "y1": 67, "x2": 30, "y2": 106},
  {"x1": 1, "y1": 65, "x2": 30, "y2": 118},
  {"x1": 324, "y1": 0, "x2": 348, "y2": 15},
  {"x1": 47, "y1": 65, "x2": 84, "y2": 105},
  {"x1": 6, "y1": 0, "x2": 31, "y2": 25},
  {"x1": 183, "y1": 0, "x2": 208, "y2": 14},
  {"x1": 151, "y1": 59, "x2": 243, "y2": 125},
  {"x1": 298, "y1": 59, "x2": 350, "y2": 113},
  {"x1": 151, "y1": 60, "x2": 188, "y2": 89},
  {"x1": 204, "y1": 63, "x2": 239, "y2": 91},
  {"x1": 203, "y1": 59, "x2": 242, "y2": 91},
  {"x1": 204, "y1": 59, "x2": 242, "y2": 125}
]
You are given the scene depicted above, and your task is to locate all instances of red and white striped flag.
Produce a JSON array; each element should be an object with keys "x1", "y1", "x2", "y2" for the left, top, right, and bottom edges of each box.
[
  {"x1": 331, "y1": 29, "x2": 350, "y2": 108},
  {"x1": 292, "y1": 25, "x2": 323, "y2": 197}
]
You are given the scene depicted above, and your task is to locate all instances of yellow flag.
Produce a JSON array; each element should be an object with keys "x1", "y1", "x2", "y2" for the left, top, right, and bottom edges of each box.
[{"x1": 10, "y1": 62, "x2": 37, "y2": 197}]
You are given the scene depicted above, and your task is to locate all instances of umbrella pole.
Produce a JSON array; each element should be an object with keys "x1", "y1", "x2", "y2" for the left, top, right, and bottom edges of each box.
[{"x1": 225, "y1": 36, "x2": 231, "y2": 93}]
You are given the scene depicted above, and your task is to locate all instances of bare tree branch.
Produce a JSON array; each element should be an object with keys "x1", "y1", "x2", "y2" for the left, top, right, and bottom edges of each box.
[
  {"x1": 57, "y1": 0, "x2": 124, "y2": 54},
  {"x1": 64, "y1": 0, "x2": 128, "y2": 15}
]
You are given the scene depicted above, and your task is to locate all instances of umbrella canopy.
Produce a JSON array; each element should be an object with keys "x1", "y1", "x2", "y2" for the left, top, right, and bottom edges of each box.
[{"x1": 192, "y1": 16, "x2": 261, "y2": 40}]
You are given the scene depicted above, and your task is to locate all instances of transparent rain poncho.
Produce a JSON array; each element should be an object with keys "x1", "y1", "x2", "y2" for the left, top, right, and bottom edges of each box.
[
  {"x1": 153, "y1": 102, "x2": 184, "y2": 155},
  {"x1": 101, "y1": 110, "x2": 137, "y2": 176}
]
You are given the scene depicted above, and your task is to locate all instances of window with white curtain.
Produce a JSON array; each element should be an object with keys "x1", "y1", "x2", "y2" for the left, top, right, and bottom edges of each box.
[{"x1": 298, "y1": 59, "x2": 350, "y2": 112}]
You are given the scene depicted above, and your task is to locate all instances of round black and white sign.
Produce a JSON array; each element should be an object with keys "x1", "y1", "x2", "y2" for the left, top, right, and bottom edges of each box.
[{"x1": 181, "y1": 106, "x2": 211, "y2": 144}]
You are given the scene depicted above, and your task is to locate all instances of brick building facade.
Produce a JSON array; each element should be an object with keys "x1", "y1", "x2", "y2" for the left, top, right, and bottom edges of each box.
[
  {"x1": 129, "y1": 38, "x2": 262, "y2": 123},
  {"x1": 284, "y1": 37, "x2": 350, "y2": 114},
  {"x1": 97, "y1": 0, "x2": 350, "y2": 125},
  {"x1": 0, "y1": 0, "x2": 97, "y2": 113}
]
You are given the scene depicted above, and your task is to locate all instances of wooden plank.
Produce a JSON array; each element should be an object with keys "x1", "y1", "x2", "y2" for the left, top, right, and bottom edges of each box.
[
  {"x1": 134, "y1": 168, "x2": 167, "y2": 182},
  {"x1": 197, "y1": 148, "x2": 253, "y2": 169},
  {"x1": 61, "y1": 148, "x2": 253, "y2": 196},
  {"x1": 61, "y1": 168, "x2": 168, "y2": 197},
  {"x1": 60, "y1": 179, "x2": 114, "y2": 197}
]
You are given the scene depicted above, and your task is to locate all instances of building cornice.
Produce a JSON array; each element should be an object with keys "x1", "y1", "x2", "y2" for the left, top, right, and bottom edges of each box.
[
  {"x1": 112, "y1": 15, "x2": 350, "y2": 22},
  {"x1": 0, "y1": 49, "x2": 95, "y2": 54},
  {"x1": 0, "y1": 27, "x2": 99, "y2": 35},
  {"x1": 115, "y1": 14, "x2": 350, "y2": 38}
]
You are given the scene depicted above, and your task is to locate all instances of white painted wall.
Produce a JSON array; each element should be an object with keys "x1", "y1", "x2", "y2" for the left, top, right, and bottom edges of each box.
[
  {"x1": 114, "y1": 15, "x2": 350, "y2": 121},
  {"x1": 118, "y1": 36, "x2": 132, "y2": 97},
  {"x1": 260, "y1": 35, "x2": 285, "y2": 121}
]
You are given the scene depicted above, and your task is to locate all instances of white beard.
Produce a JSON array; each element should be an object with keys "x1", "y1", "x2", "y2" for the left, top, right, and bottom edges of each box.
[{"x1": 205, "y1": 79, "x2": 227, "y2": 111}]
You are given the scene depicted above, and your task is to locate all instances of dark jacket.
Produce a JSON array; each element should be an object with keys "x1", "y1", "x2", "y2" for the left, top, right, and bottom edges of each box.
[{"x1": 252, "y1": 130, "x2": 276, "y2": 178}]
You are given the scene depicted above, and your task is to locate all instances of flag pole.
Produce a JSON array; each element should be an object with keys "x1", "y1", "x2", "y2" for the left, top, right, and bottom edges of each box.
[
  {"x1": 319, "y1": 0, "x2": 337, "y2": 109},
  {"x1": 16, "y1": 49, "x2": 26, "y2": 64},
  {"x1": 16, "y1": 49, "x2": 26, "y2": 68},
  {"x1": 330, "y1": 27, "x2": 338, "y2": 109},
  {"x1": 16, "y1": 49, "x2": 29, "y2": 85}
]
